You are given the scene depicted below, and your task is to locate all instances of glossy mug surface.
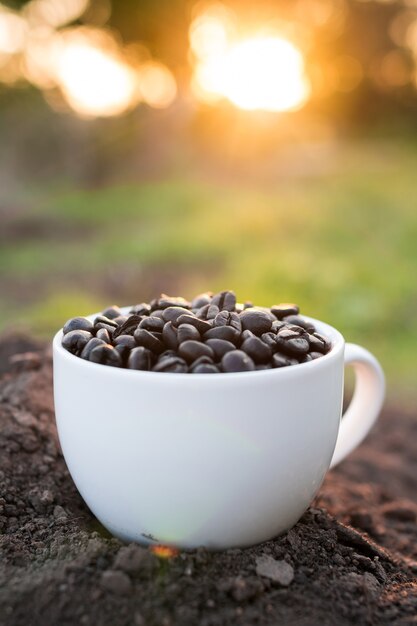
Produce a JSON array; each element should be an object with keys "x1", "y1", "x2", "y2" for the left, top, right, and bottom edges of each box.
[{"x1": 53, "y1": 311, "x2": 385, "y2": 549}]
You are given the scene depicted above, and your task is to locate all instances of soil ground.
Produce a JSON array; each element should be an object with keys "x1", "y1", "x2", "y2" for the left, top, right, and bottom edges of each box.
[{"x1": 0, "y1": 335, "x2": 416, "y2": 626}]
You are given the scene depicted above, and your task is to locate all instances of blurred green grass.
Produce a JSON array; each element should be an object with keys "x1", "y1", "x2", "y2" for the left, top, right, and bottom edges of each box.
[{"x1": 1, "y1": 139, "x2": 416, "y2": 397}]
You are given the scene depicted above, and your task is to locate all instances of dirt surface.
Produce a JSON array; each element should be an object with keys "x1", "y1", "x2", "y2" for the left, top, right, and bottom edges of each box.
[{"x1": 0, "y1": 336, "x2": 416, "y2": 626}]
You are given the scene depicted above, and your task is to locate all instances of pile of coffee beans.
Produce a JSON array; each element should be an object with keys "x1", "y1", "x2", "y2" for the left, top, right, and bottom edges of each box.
[{"x1": 61, "y1": 291, "x2": 331, "y2": 373}]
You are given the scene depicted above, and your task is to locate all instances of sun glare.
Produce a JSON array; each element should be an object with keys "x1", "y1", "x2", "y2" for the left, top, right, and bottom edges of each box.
[
  {"x1": 56, "y1": 39, "x2": 138, "y2": 117},
  {"x1": 190, "y1": 11, "x2": 311, "y2": 112}
]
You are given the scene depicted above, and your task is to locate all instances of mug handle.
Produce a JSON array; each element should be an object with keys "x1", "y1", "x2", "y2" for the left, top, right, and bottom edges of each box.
[{"x1": 330, "y1": 343, "x2": 385, "y2": 468}]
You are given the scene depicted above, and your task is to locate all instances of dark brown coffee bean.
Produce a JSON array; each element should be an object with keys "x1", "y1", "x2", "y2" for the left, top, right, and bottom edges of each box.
[
  {"x1": 162, "y1": 306, "x2": 190, "y2": 323},
  {"x1": 113, "y1": 315, "x2": 142, "y2": 339},
  {"x1": 63, "y1": 317, "x2": 94, "y2": 335},
  {"x1": 272, "y1": 353, "x2": 299, "y2": 368},
  {"x1": 308, "y1": 332, "x2": 331, "y2": 354},
  {"x1": 271, "y1": 304, "x2": 300, "y2": 320},
  {"x1": 150, "y1": 309, "x2": 165, "y2": 320},
  {"x1": 205, "y1": 339, "x2": 235, "y2": 360},
  {"x1": 94, "y1": 315, "x2": 118, "y2": 329},
  {"x1": 191, "y1": 355, "x2": 214, "y2": 368},
  {"x1": 214, "y1": 311, "x2": 242, "y2": 332},
  {"x1": 302, "y1": 354, "x2": 313, "y2": 362},
  {"x1": 162, "y1": 321, "x2": 178, "y2": 350},
  {"x1": 129, "y1": 303, "x2": 151, "y2": 316},
  {"x1": 176, "y1": 314, "x2": 211, "y2": 334},
  {"x1": 178, "y1": 340, "x2": 214, "y2": 364},
  {"x1": 196, "y1": 303, "x2": 219, "y2": 320},
  {"x1": 221, "y1": 350, "x2": 255, "y2": 372},
  {"x1": 191, "y1": 292, "x2": 212, "y2": 309},
  {"x1": 80, "y1": 337, "x2": 106, "y2": 360},
  {"x1": 271, "y1": 320, "x2": 285, "y2": 333},
  {"x1": 89, "y1": 344, "x2": 122, "y2": 367},
  {"x1": 241, "y1": 336, "x2": 272, "y2": 364},
  {"x1": 177, "y1": 323, "x2": 200, "y2": 343},
  {"x1": 191, "y1": 363, "x2": 219, "y2": 374},
  {"x1": 283, "y1": 315, "x2": 316, "y2": 333},
  {"x1": 241, "y1": 329, "x2": 255, "y2": 342},
  {"x1": 62, "y1": 330, "x2": 92, "y2": 354},
  {"x1": 261, "y1": 332, "x2": 277, "y2": 349},
  {"x1": 128, "y1": 346, "x2": 152, "y2": 370},
  {"x1": 240, "y1": 309, "x2": 272, "y2": 335},
  {"x1": 154, "y1": 294, "x2": 191, "y2": 310},
  {"x1": 134, "y1": 329, "x2": 165, "y2": 354},
  {"x1": 113, "y1": 315, "x2": 129, "y2": 326},
  {"x1": 204, "y1": 326, "x2": 240, "y2": 345},
  {"x1": 95, "y1": 328, "x2": 110, "y2": 343},
  {"x1": 310, "y1": 351, "x2": 324, "y2": 360},
  {"x1": 153, "y1": 356, "x2": 188, "y2": 373},
  {"x1": 101, "y1": 306, "x2": 123, "y2": 320},
  {"x1": 114, "y1": 334, "x2": 136, "y2": 349},
  {"x1": 275, "y1": 333, "x2": 310, "y2": 356},
  {"x1": 243, "y1": 301, "x2": 254, "y2": 309},
  {"x1": 211, "y1": 290, "x2": 236, "y2": 312},
  {"x1": 139, "y1": 317, "x2": 165, "y2": 332}
]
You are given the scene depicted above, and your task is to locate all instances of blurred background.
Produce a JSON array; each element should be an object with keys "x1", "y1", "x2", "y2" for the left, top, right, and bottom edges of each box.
[{"x1": 0, "y1": 0, "x2": 416, "y2": 399}]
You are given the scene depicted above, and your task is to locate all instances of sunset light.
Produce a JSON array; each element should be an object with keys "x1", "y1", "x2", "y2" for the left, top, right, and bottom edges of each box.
[{"x1": 190, "y1": 8, "x2": 311, "y2": 112}]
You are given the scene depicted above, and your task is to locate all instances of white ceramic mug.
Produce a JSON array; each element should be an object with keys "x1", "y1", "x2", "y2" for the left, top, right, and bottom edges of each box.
[{"x1": 53, "y1": 311, "x2": 385, "y2": 550}]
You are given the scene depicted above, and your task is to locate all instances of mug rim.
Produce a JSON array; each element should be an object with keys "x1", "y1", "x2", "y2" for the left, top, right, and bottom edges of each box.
[{"x1": 53, "y1": 309, "x2": 345, "y2": 382}]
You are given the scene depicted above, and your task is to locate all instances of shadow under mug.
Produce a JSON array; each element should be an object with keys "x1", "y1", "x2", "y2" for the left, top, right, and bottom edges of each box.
[{"x1": 53, "y1": 312, "x2": 385, "y2": 549}]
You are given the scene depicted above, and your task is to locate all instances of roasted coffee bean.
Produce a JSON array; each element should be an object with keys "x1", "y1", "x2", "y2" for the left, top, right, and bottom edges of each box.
[
  {"x1": 221, "y1": 350, "x2": 255, "y2": 372},
  {"x1": 191, "y1": 292, "x2": 212, "y2": 309},
  {"x1": 240, "y1": 309, "x2": 272, "y2": 335},
  {"x1": 150, "y1": 309, "x2": 165, "y2": 320},
  {"x1": 243, "y1": 301, "x2": 254, "y2": 309},
  {"x1": 80, "y1": 337, "x2": 106, "y2": 360},
  {"x1": 89, "y1": 344, "x2": 122, "y2": 367},
  {"x1": 162, "y1": 321, "x2": 179, "y2": 350},
  {"x1": 310, "y1": 351, "x2": 323, "y2": 360},
  {"x1": 191, "y1": 363, "x2": 219, "y2": 374},
  {"x1": 94, "y1": 315, "x2": 118, "y2": 329},
  {"x1": 113, "y1": 315, "x2": 142, "y2": 339},
  {"x1": 261, "y1": 332, "x2": 278, "y2": 349},
  {"x1": 241, "y1": 329, "x2": 255, "y2": 342},
  {"x1": 271, "y1": 303, "x2": 300, "y2": 320},
  {"x1": 114, "y1": 343, "x2": 131, "y2": 362},
  {"x1": 271, "y1": 320, "x2": 285, "y2": 333},
  {"x1": 272, "y1": 353, "x2": 299, "y2": 368},
  {"x1": 101, "y1": 306, "x2": 123, "y2": 320},
  {"x1": 162, "y1": 306, "x2": 190, "y2": 323},
  {"x1": 94, "y1": 322, "x2": 115, "y2": 335},
  {"x1": 205, "y1": 338, "x2": 235, "y2": 360},
  {"x1": 191, "y1": 355, "x2": 214, "y2": 368},
  {"x1": 176, "y1": 314, "x2": 212, "y2": 334},
  {"x1": 62, "y1": 330, "x2": 92, "y2": 354},
  {"x1": 241, "y1": 336, "x2": 272, "y2": 364},
  {"x1": 129, "y1": 303, "x2": 151, "y2": 316},
  {"x1": 214, "y1": 311, "x2": 242, "y2": 332},
  {"x1": 128, "y1": 346, "x2": 152, "y2": 370},
  {"x1": 63, "y1": 317, "x2": 94, "y2": 335},
  {"x1": 211, "y1": 290, "x2": 236, "y2": 312},
  {"x1": 302, "y1": 354, "x2": 313, "y2": 362},
  {"x1": 275, "y1": 332, "x2": 310, "y2": 356},
  {"x1": 283, "y1": 315, "x2": 316, "y2": 333},
  {"x1": 177, "y1": 323, "x2": 200, "y2": 343},
  {"x1": 204, "y1": 325, "x2": 240, "y2": 345},
  {"x1": 134, "y1": 328, "x2": 165, "y2": 354},
  {"x1": 178, "y1": 340, "x2": 214, "y2": 364},
  {"x1": 139, "y1": 316, "x2": 165, "y2": 332},
  {"x1": 114, "y1": 334, "x2": 136, "y2": 349},
  {"x1": 308, "y1": 332, "x2": 331, "y2": 354},
  {"x1": 113, "y1": 315, "x2": 129, "y2": 326},
  {"x1": 153, "y1": 356, "x2": 188, "y2": 373},
  {"x1": 155, "y1": 294, "x2": 191, "y2": 310},
  {"x1": 196, "y1": 303, "x2": 219, "y2": 320},
  {"x1": 96, "y1": 328, "x2": 111, "y2": 343}
]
